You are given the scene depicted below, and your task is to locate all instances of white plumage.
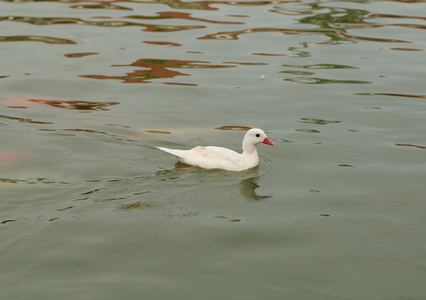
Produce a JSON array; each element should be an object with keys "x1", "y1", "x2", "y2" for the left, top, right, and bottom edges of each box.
[{"x1": 157, "y1": 128, "x2": 274, "y2": 171}]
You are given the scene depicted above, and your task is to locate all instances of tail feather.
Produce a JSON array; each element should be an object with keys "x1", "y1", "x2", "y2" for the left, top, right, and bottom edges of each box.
[{"x1": 157, "y1": 147, "x2": 185, "y2": 158}]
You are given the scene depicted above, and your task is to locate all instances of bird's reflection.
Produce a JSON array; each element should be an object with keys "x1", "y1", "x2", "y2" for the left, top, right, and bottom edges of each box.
[
  {"x1": 238, "y1": 168, "x2": 271, "y2": 201},
  {"x1": 161, "y1": 163, "x2": 272, "y2": 201}
]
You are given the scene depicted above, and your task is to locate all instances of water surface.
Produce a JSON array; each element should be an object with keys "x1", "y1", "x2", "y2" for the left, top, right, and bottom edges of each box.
[{"x1": 1, "y1": 0, "x2": 426, "y2": 299}]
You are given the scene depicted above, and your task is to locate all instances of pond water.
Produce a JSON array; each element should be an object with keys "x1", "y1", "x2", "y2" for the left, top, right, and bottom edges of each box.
[{"x1": 1, "y1": 0, "x2": 426, "y2": 299}]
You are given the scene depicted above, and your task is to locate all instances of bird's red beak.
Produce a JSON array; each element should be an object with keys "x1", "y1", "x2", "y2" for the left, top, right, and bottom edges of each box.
[{"x1": 263, "y1": 138, "x2": 275, "y2": 146}]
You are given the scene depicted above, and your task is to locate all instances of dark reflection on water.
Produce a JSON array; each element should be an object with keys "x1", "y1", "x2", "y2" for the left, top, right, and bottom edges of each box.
[
  {"x1": 275, "y1": 3, "x2": 426, "y2": 29},
  {"x1": 299, "y1": 118, "x2": 342, "y2": 125},
  {"x1": 0, "y1": 16, "x2": 205, "y2": 32},
  {"x1": 284, "y1": 77, "x2": 371, "y2": 84},
  {"x1": 368, "y1": 13, "x2": 426, "y2": 21},
  {"x1": 143, "y1": 41, "x2": 182, "y2": 47},
  {"x1": 0, "y1": 113, "x2": 54, "y2": 124},
  {"x1": 72, "y1": 0, "x2": 295, "y2": 11},
  {"x1": 395, "y1": 143, "x2": 426, "y2": 150},
  {"x1": 0, "y1": 35, "x2": 76, "y2": 44},
  {"x1": 215, "y1": 125, "x2": 251, "y2": 131},
  {"x1": 336, "y1": 23, "x2": 426, "y2": 30},
  {"x1": 374, "y1": 93, "x2": 426, "y2": 99},
  {"x1": 283, "y1": 63, "x2": 358, "y2": 70},
  {"x1": 253, "y1": 52, "x2": 287, "y2": 57},
  {"x1": 357, "y1": 93, "x2": 426, "y2": 99},
  {"x1": 198, "y1": 27, "x2": 412, "y2": 43},
  {"x1": 81, "y1": 58, "x2": 235, "y2": 84},
  {"x1": 295, "y1": 4, "x2": 370, "y2": 28},
  {"x1": 198, "y1": 2, "x2": 421, "y2": 43},
  {"x1": 0, "y1": 177, "x2": 70, "y2": 184},
  {"x1": 295, "y1": 128, "x2": 320, "y2": 133},
  {"x1": 64, "y1": 52, "x2": 99, "y2": 58},
  {"x1": 390, "y1": 47, "x2": 423, "y2": 51},
  {"x1": 29, "y1": 99, "x2": 120, "y2": 111},
  {"x1": 70, "y1": 2, "x2": 133, "y2": 10},
  {"x1": 125, "y1": 12, "x2": 244, "y2": 25},
  {"x1": 281, "y1": 63, "x2": 368, "y2": 84}
]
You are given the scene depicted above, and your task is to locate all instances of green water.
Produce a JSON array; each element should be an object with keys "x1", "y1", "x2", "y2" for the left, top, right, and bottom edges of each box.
[{"x1": 1, "y1": 0, "x2": 426, "y2": 299}]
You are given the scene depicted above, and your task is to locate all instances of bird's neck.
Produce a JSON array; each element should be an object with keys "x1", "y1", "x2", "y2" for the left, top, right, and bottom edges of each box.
[{"x1": 242, "y1": 142, "x2": 257, "y2": 155}]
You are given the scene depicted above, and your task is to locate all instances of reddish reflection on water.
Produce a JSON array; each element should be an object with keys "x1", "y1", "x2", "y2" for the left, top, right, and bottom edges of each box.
[
  {"x1": 0, "y1": 151, "x2": 29, "y2": 162},
  {"x1": 0, "y1": 98, "x2": 31, "y2": 106},
  {"x1": 80, "y1": 58, "x2": 235, "y2": 84}
]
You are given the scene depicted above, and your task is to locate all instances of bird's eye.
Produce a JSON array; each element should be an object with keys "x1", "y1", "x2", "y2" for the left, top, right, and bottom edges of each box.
[{"x1": 256, "y1": 134, "x2": 260, "y2": 137}]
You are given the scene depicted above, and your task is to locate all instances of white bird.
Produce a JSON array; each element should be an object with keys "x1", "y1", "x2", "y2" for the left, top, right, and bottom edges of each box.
[{"x1": 157, "y1": 128, "x2": 274, "y2": 171}]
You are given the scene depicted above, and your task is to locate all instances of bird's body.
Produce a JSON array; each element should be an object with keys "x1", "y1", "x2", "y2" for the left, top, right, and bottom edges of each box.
[{"x1": 157, "y1": 128, "x2": 274, "y2": 172}]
